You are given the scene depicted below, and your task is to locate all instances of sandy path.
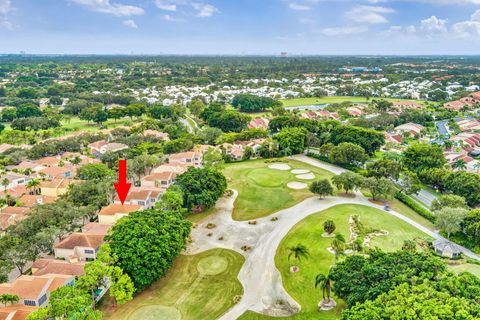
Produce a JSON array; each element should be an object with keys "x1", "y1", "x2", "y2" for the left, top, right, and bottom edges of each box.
[{"x1": 185, "y1": 155, "x2": 480, "y2": 320}]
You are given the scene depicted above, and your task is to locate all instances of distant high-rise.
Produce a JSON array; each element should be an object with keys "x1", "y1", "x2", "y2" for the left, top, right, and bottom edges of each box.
[{"x1": 280, "y1": 52, "x2": 288, "y2": 57}]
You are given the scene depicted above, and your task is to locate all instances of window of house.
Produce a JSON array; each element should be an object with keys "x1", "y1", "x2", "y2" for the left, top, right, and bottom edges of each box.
[
  {"x1": 85, "y1": 249, "x2": 94, "y2": 254},
  {"x1": 138, "y1": 201, "x2": 145, "y2": 206},
  {"x1": 24, "y1": 300, "x2": 36, "y2": 306},
  {"x1": 38, "y1": 294, "x2": 47, "y2": 306}
]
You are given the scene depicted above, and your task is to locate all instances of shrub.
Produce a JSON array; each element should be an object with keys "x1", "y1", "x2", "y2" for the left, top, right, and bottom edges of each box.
[{"x1": 395, "y1": 192, "x2": 435, "y2": 222}]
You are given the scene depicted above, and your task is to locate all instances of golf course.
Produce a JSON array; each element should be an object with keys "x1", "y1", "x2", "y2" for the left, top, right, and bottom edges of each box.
[{"x1": 223, "y1": 159, "x2": 333, "y2": 220}]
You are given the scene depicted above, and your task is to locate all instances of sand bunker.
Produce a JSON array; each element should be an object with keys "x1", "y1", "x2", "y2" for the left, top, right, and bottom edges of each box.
[
  {"x1": 268, "y1": 163, "x2": 291, "y2": 171},
  {"x1": 291, "y1": 169, "x2": 310, "y2": 174},
  {"x1": 296, "y1": 173, "x2": 315, "y2": 180},
  {"x1": 287, "y1": 182, "x2": 307, "y2": 190},
  {"x1": 129, "y1": 305, "x2": 181, "y2": 320},
  {"x1": 197, "y1": 256, "x2": 228, "y2": 275}
]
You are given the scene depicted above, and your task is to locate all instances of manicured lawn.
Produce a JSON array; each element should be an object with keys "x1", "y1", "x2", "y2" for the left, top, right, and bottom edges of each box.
[
  {"x1": 280, "y1": 97, "x2": 425, "y2": 108},
  {"x1": 240, "y1": 204, "x2": 431, "y2": 320},
  {"x1": 449, "y1": 263, "x2": 480, "y2": 278},
  {"x1": 224, "y1": 159, "x2": 334, "y2": 221},
  {"x1": 102, "y1": 249, "x2": 244, "y2": 320},
  {"x1": 61, "y1": 116, "x2": 138, "y2": 132},
  {"x1": 389, "y1": 198, "x2": 435, "y2": 230}
]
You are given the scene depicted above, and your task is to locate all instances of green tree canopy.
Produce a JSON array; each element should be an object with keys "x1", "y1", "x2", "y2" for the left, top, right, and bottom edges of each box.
[{"x1": 106, "y1": 209, "x2": 191, "y2": 291}]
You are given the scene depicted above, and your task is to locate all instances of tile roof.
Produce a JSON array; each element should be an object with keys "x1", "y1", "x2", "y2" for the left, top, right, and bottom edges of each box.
[
  {"x1": 31, "y1": 259, "x2": 85, "y2": 278},
  {"x1": 54, "y1": 233, "x2": 105, "y2": 250},
  {"x1": 99, "y1": 204, "x2": 143, "y2": 216}
]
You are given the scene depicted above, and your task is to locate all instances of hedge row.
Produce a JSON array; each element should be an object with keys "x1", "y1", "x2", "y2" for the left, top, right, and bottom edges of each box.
[{"x1": 395, "y1": 191, "x2": 435, "y2": 223}]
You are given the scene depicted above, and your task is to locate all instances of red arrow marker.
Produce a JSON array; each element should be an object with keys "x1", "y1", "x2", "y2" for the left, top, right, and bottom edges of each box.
[{"x1": 114, "y1": 159, "x2": 131, "y2": 205}]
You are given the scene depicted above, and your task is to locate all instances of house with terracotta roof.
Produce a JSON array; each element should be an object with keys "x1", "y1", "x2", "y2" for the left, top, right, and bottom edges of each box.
[
  {"x1": 54, "y1": 233, "x2": 105, "y2": 261},
  {"x1": 88, "y1": 141, "x2": 128, "y2": 156},
  {"x1": 0, "y1": 173, "x2": 30, "y2": 190},
  {"x1": 18, "y1": 195, "x2": 56, "y2": 208},
  {"x1": 142, "y1": 171, "x2": 177, "y2": 188},
  {"x1": 0, "y1": 185, "x2": 28, "y2": 199},
  {"x1": 346, "y1": 105, "x2": 366, "y2": 117},
  {"x1": 391, "y1": 101, "x2": 423, "y2": 110},
  {"x1": 38, "y1": 166, "x2": 75, "y2": 180},
  {"x1": 152, "y1": 164, "x2": 189, "y2": 175},
  {"x1": 384, "y1": 132, "x2": 402, "y2": 145},
  {"x1": 36, "y1": 157, "x2": 61, "y2": 167},
  {"x1": 169, "y1": 151, "x2": 202, "y2": 166},
  {"x1": 113, "y1": 189, "x2": 162, "y2": 209},
  {"x1": 98, "y1": 204, "x2": 143, "y2": 224},
  {"x1": 457, "y1": 119, "x2": 480, "y2": 132},
  {"x1": 0, "y1": 304, "x2": 37, "y2": 320},
  {"x1": 0, "y1": 274, "x2": 75, "y2": 307},
  {"x1": 393, "y1": 123, "x2": 424, "y2": 137},
  {"x1": 143, "y1": 130, "x2": 169, "y2": 140},
  {"x1": 82, "y1": 222, "x2": 111, "y2": 236},
  {"x1": 12, "y1": 161, "x2": 44, "y2": 173},
  {"x1": 0, "y1": 207, "x2": 29, "y2": 234},
  {"x1": 40, "y1": 179, "x2": 75, "y2": 197},
  {"x1": 0, "y1": 143, "x2": 14, "y2": 154},
  {"x1": 32, "y1": 259, "x2": 85, "y2": 277},
  {"x1": 443, "y1": 92, "x2": 480, "y2": 111},
  {"x1": 248, "y1": 118, "x2": 270, "y2": 130}
]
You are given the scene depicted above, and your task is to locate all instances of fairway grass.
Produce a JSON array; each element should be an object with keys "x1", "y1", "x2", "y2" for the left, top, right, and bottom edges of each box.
[
  {"x1": 280, "y1": 96, "x2": 425, "y2": 108},
  {"x1": 224, "y1": 159, "x2": 333, "y2": 221},
  {"x1": 102, "y1": 249, "x2": 244, "y2": 320},
  {"x1": 240, "y1": 204, "x2": 431, "y2": 320}
]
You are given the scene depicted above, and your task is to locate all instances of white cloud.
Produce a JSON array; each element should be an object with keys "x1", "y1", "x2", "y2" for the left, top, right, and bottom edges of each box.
[
  {"x1": 320, "y1": 26, "x2": 368, "y2": 36},
  {"x1": 192, "y1": 3, "x2": 219, "y2": 17},
  {"x1": 420, "y1": 16, "x2": 448, "y2": 34},
  {"x1": 161, "y1": 14, "x2": 185, "y2": 22},
  {"x1": 155, "y1": 1, "x2": 219, "y2": 18},
  {"x1": 0, "y1": 0, "x2": 13, "y2": 29},
  {"x1": 289, "y1": 3, "x2": 311, "y2": 11},
  {"x1": 122, "y1": 19, "x2": 137, "y2": 28},
  {"x1": 345, "y1": 5, "x2": 394, "y2": 24},
  {"x1": 452, "y1": 10, "x2": 480, "y2": 38},
  {"x1": 154, "y1": 0, "x2": 177, "y2": 11},
  {"x1": 69, "y1": 0, "x2": 144, "y2": 17}
]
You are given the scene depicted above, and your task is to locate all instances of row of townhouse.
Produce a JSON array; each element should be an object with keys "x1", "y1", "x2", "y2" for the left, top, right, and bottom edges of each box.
[
  {"x1": 0, "y1": 224, "x2": 109, "y2": 316},
  {"x1": 444, "y1": 91, "x2": 480, "y2": 111},
  {"x1": 456, "y1": 119, "x2": 480, "y2": 132}
]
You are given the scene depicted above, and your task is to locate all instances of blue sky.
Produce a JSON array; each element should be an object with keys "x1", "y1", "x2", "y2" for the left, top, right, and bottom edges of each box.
[{"x1": 2, "y1": 0, "x2": 480, "y2": 54}]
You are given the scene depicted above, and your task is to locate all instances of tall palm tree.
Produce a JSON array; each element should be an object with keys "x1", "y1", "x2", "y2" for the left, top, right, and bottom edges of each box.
[
  {"x1": 452, "y1": 159, "x2": 467, "y2": 171},
  {"x1": 288, "y1": 244, "x2": 310, "y2": 272},
  {"x1": 1, "y1": 178, "x2": 9, "y2": 192},
  {"x1": 315, "y1": 273, "x2": 334, "y2": 305},
  {"x1": 26, "y1": 179, "x2": 41, "y2": 195},
  {"x1": 331, "y1": 234, "x2": 346, "y2": 265}
]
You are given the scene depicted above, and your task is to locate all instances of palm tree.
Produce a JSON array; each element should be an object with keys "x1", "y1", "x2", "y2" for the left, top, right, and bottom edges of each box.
[
  {"x1": 26, "y1": 179, "x2": 41, "y2": 195},
  {"x1": 452, "y1": 159, "x2": 467, "y2": 171},
  {"x1": 315, "y1": 272, "x2": 336, "y2": 310},
  {"x1": 1, "y1": 178, "x2": 9, "y2": 192},
  {"x1": 288, "y1": 244, "x2": 310, "y2": 272},
  {"x1": 331, "y1": 234, "x2": 346, "y2": 265},
  {"x1": 323, "y1": 220, "x2": 336, "y2": 236},
  {"x1": 0, "y1": 294, "x2": 19, "y2": 307}
]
